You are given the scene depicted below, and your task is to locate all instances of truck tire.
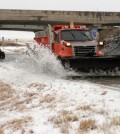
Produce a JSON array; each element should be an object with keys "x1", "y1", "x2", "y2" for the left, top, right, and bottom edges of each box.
[
  {"x1": 57, "y1": 57, "x2": 72, "y2": 70},
  {"x1": 60, "y1": 59, "x2": 71, "y2": 70},
  {"x1": 63, "y1": 60, "x2": 70, "y2": 69}
]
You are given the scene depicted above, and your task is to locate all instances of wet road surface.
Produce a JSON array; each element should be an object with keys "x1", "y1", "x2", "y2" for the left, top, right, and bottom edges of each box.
[
  {"x1": 68, "y1": 75, "x2": 120, "y2": 91},
  {"x1": 87, "y1": 77, "x2": 120, "y2": 90}
]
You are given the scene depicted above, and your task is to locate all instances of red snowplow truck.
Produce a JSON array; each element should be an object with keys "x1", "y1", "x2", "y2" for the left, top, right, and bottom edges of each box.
[{"x1": 34, "y1": 23, "x2": 120, "y2": 71}]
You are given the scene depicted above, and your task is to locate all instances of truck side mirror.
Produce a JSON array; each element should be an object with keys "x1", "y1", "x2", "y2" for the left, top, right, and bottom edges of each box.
[
  {"x1": 61, "y1": 40, "x2": 65, "y2": 45},
  {"x1": 95, "y1": 32, "x2": 99, "y2": 41}
]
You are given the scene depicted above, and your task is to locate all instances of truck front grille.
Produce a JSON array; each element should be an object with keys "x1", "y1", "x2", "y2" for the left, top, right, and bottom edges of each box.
[{"x1": 74, "y1": 45, "x2": 96, "y2": 56}]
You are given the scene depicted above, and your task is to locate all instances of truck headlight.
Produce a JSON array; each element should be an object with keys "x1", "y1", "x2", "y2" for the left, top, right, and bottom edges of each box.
[
  {"x1": 66, "y1": 42, "x2": 71, "y2": 47},
  {"x1": 99, "y1": 41, "x2": 104, "y2": 45},
  {"x1": 62, "y1": 40, "x2": 71, "y2": 47}
]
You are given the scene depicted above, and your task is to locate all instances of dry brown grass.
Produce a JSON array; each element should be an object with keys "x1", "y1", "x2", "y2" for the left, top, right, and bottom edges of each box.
[
  {"x1": 1, "y1": 116, "x2": 32, "y2": 132},
  {"x1": 49, "y1": 109, "x2": 79, "y2": 133},
  {"x1": 12, "y1": 91, "x2": 41, "y2": 112},
  {"x1": 40, "y1": 94, "x2": 55, "y2": 104},
  {"x1": 49, "y1": 116, "x2": 70, "y2": 133},
  {"x1": 16, "y1": 92, "x2": 40, "y2": 111},
  {"x1": 60, "y1": 123, "x2": 69, "y2": 134},
  {"x1": 76, "y1": 104, "x2": 95, "y2": 111},
  {"x1": 77, "y1": 103, "x2": 108, "y2": 116},
  {"x1": 27, "y1": 83, "x2": 46, "y2": 91},
  {"x1": 25, "y1": 92, "x2": 38, "y2": 98},
  {"x1": 0, "y1": 96, "x2": 25, "y2": 112},
  {"x1": 79, "y1": 118, "x2": 97, "y2": 131},
  {"x1": 0, "y1": 81, "x2": 16, "y2": 112},
  {"x1": 95, "y1": 108, "x2": 108, "y2": 115},
  {"x1": 0, "y1": 80, "x2": 38, "y2": 113},
  {"x1": 59, "y1": 110, "x2": 78, "y2": 122},
  {"x1": 79, "y1": 105, "x2": 91, "y2": 111},
  {"x1": 60, "y1": 110, "x2": 71, "y2": 116},
  {"x1": 4, "y1": 95, "x2": 28, "y2": 112},
  {"x1": 65, "y1": 115, "x2": 78, "y2": 122},
  {"x1": 111, "y1": 116, "x2": 120, "y2": 126},
  {"x1": 0, "y1": 81, "x2": 13, "y2": 101},
  {"x1": 45, "y1": 95, "x2": 67, "y2": 110},
  {"x1": 0, "y1": 42, "x2": 24, "y2": 46}
]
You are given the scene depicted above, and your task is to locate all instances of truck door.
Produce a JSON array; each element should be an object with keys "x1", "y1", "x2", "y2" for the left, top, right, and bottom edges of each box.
[{"x1": 54, "y1": 33, "x2": 60, "y2": 56}]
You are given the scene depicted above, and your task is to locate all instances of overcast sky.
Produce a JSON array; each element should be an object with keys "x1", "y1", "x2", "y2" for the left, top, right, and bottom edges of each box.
[
  {"x1": 0, "y1": 0, "x2": 120, "y2": 40},
  {"x1": 0, "y1": 0, "x2": 120, "y2": 11}
]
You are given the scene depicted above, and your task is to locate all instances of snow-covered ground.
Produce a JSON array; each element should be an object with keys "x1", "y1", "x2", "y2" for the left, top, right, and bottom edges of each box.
[{"x1": 0, "y1": 44, "x2": 120, "y2": 134}]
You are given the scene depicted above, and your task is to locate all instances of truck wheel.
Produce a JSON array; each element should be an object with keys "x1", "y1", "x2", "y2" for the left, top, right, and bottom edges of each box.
[
  {"x1": 62, "y1": 60, "x2": 71, "y2": 69},
  {"x1": 0, "y1": 52, "x2": 5, "y2": 59},
  {"x1": 57, "y1": 57, "x2": 71, "y2": 70}
]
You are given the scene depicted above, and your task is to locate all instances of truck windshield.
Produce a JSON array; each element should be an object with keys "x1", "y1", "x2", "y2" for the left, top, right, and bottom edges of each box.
[{"x1": 61, "y1": 30, "x2": 93, "y2": 41}]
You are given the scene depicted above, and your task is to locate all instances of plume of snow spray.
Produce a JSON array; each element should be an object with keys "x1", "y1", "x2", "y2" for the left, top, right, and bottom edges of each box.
[{"x1": 25, "y1": 42, "x2": 66, "y2": 78}]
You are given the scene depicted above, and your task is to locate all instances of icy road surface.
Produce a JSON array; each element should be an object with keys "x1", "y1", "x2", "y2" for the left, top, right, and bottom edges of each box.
[{"x1": 0, "y1": 45, "x2": 120, "y2": 134}]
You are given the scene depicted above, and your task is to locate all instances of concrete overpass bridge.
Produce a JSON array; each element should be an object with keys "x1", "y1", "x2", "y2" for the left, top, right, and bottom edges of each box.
[{"x1": 0, "y1": 9, "x2": 120, "y2": 32}]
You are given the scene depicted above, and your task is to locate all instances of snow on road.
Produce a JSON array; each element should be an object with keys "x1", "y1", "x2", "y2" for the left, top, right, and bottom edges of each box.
[{"x1": 0, "y1": 44, "x2": 120, "y2": 134}]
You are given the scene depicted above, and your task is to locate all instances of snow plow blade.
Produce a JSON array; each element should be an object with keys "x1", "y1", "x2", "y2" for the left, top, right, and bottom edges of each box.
[{"x1": 62, "y1": 56, "x2": 120, "y2": 71}]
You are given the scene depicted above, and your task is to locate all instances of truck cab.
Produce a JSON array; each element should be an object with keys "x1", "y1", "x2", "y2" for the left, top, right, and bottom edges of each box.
[{"x1": 52, "y1": 24, "x2": 104, "y2": 59}]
